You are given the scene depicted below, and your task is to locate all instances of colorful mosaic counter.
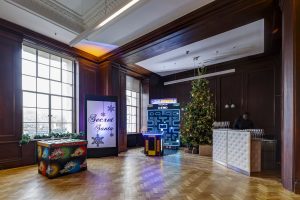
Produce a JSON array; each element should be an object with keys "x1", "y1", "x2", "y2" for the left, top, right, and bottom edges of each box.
[{"x1": 37, "y1": 139, "x2": 87, "y2": 178}]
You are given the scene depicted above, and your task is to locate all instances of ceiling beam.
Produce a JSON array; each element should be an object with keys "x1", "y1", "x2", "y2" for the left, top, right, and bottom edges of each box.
[
  {"x1": 100, "y1": 0, "x2": 276, "y2": 67},
  {"x1": 69, "y1": 0, "x2": 143, "y2": 47}
]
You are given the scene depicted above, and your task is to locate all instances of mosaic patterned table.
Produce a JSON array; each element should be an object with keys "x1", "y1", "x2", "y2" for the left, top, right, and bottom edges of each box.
[{"x1": 37, "y1": 139, "x2": 87, "y2": 178}]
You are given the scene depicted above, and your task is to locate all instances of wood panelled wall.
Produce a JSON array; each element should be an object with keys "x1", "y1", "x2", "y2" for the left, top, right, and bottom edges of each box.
[
  {"x1": 0, "y1": 29, "x2": 23, "y2": 169},
  {"x1": 98, "y1": 61, "x2": 127, "y2": 152},
  {"x1": 78, "y1": 59, "x2": 101, "y2": 132},
  {"x1": 0, "y1": 30, "x2": 100, "y2": 169},
  {"x1": 150, "y1": 55, "x2": 281, "y2": 140},
  {"x1": 281, "y1": 0, "x2": 300, "y2": 193},
  {"x1": 0, "y1": 15, "x2": 157, "y2": 169},
  {"x1": 0, "y1": 20, "x2": 132, "y2": 169},
  {"x1": 79, "y1": 60, "x2": 128, "y2": 152},
  {"x1": 103, "y1": 0, "x2": 279, "y2": 66}
]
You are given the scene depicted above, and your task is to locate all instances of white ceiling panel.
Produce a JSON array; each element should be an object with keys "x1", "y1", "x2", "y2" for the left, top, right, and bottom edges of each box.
[
  {"x1": 0, "y1": 0, "x2": 215, "y2": 57},
  {"x1": 88, "y1": 0, "x2": 215, "y2": 46},
  {"x1": 136, "y1": 19, "x2": 265, "y2": 76}
]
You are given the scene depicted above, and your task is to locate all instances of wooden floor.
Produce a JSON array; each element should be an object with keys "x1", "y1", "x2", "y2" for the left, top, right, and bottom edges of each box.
[{"x1": 0, "y1": 148, "x2": 299, "y2": 200}]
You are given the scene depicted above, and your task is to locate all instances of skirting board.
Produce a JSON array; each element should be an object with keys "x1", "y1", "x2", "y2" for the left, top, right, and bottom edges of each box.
[{"x1": 227, "y1": 164, "x2": 250, "y2": 176}]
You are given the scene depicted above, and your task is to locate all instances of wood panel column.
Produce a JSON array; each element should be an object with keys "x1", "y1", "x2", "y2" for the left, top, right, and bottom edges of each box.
[
  {"x1": 98, "y1": 61, "x2": 127, "y2": 152},
  {"x1": 78, "y1": 58, "x2": 100, "y2": 132},
  {"x1": 0, "y1": 29, "x2": 23, "y2": 169},
  {"x1": 281, "y1": 0, "x2": 300, "y2": 193}
]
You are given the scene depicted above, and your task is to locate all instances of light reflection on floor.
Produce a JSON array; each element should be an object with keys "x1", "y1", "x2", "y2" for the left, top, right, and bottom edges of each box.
[{"x1": 0, "y1": 148, "x2": 298, "y2": 200}]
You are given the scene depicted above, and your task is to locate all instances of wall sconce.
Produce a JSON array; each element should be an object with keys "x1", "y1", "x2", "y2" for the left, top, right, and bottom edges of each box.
[{"x1": 225, "y1": 100, "x2": 236, "y2": 109}]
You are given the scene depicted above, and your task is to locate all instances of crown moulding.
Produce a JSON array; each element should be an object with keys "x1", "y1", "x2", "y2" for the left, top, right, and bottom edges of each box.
[{"x1": 6, "y1": 0, "x2": 130, "y2": 34}]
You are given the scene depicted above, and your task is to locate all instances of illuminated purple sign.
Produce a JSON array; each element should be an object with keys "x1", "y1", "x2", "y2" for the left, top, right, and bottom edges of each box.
[
  {"x1": 150, "y1": 98, "x2": 177, "y2": 105},
  {"x1": 86, "y1": 100, "x2": 116, "y2": 148}
]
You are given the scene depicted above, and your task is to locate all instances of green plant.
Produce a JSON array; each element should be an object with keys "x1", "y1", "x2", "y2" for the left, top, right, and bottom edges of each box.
[
  {"x1": 19, "y1": 134, "x2": 31, "y2": 146},
  {"x1": 33, "y1": 134, "x2": 51, "y2": 139},
  {"x1": 33, "y1": 131, "x2": 86, "y2": 140},
  {"x1": 180, "y1": 68, "x2": 215, "y2": 146},
  {"x1": 71, "y1": 132, "x2": 86, "y2": 139}
]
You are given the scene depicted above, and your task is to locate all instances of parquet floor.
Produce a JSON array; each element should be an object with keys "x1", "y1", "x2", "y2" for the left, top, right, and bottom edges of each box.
[{"x1": 0, "y1": 148, "x2": 299, "y2": 200}]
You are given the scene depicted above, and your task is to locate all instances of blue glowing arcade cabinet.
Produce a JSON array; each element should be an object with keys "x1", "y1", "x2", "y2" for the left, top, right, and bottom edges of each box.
[{"x1": 143, "y1": 98, "x2": 180, "y2": 156}]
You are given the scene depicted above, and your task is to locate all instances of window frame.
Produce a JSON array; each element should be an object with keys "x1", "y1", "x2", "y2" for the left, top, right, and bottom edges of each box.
[
  {"x1": 126, "y1": 89, "x2": 140, "y2": 134},
  {"x1": 21, "y1": 44, "x2": 76, "y2": 136}
]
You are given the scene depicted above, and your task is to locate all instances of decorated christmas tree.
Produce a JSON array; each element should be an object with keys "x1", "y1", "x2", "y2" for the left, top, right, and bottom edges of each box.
[{"x1": 181, "y1": 68, "x2": 215, "y2": 147}]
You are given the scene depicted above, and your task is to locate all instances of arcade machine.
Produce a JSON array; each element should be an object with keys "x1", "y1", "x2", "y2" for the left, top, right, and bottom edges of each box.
[
  {"x1": 143, "y1": 130, "x2": 164, "y2": 156},
  {"x1": 143, "y1": 98, "x2": 180, "y2": 156}
]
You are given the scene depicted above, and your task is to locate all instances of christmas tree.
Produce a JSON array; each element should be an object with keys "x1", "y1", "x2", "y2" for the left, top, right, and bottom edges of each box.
[{"x1": 181, "y1": 68, "x2": 215, "y2": 147}]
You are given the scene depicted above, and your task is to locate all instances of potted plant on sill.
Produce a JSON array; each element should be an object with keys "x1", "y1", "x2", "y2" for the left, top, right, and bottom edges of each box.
[
  {"x1": 19, "y1": 132, "x2": 86, "y2": 165},
  {"x1": 19, "y1": 133, "x2": 31, "y2": 146},
  {"x1": 180, "y1": 68, "x2": 215, "y2": 156},
  {"x1": 32, "y1": 132, "x2": 86, "y2": 140}
]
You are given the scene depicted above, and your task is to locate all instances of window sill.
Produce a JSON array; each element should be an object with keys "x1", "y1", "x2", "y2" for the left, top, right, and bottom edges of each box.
[
  {"x1": 30, "y1": 137, "x2": 79, "y2": 141},
  {"x1": 127, "y1": 132, "x2": 141, "y2": 135}
]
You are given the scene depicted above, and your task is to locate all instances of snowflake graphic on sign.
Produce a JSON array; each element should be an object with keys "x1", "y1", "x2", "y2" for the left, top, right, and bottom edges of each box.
[
  {"x1": 91, "y1": 134, "x2": 104, "y2": 147},
  {"x1": 107, "y1": 105, "x2": 115, "y2": 112}
]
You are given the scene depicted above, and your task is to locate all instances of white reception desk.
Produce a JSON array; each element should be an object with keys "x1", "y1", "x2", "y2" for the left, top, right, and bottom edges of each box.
[{"x1": 213, "y1": 129, "x2": 261, "y2": 176}]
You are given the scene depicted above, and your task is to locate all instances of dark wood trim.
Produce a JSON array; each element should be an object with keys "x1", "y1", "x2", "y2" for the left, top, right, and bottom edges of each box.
[
  {"x1": 0, "y1": 0, "x2": 285, "y2": 174},
  {"x1": 281, "y1": 0, "x2": 300, "y2": 191},
  {"x1": 0, "y1": 28, "x2": 23, "y2": 169},
  {"x1": 112, "y1": 63, "x2": 151, "y2": 80},
  {"x1": 281, "y1": 0, "x2": 298, "y2": 192},
  {"x1": 0, "y1": 18, "x2": 155, "y2": 78},
  {"x1": 162, "y1": 53, "x2": 279, "y2": 81},
  {"x1": 0, "y1": 1, "x2": 280, "y2": 79},
  {"x1": 154, "y1": 53, "x2": 281, "y2": 145},
  {"x1": 0, "y1": 18, "x2": 99, "y2": 64},
  {"x1": 100, "y1": 0, "x2": 277, "y2": 66}
]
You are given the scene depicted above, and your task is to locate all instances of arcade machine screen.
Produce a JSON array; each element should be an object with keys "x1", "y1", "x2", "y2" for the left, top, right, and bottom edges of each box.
[{"x1": 147, "y1": 98, "x2": 180, "y2": 148}]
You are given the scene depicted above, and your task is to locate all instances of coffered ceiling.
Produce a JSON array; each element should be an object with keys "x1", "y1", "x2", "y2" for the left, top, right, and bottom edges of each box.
[
  {"x1": 0, "y1": 0, "x2": 267, "y2": 77},
  {"x1": 5, "y1": 0, "x2": 130, "y2": 33},
  {"x1": 0, "y1": 0, "x2": 214, "y2": 56}
]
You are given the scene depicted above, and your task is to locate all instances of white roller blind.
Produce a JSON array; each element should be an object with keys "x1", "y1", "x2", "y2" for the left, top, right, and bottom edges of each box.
[{"x1": 126, "y1": 75, "x2": 140, "y2": 92}]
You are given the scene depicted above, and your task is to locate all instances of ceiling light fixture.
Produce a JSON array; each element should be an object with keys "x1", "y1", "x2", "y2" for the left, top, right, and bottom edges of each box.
[
  {"x1": 69, "y1": 0, "x2": 140, "y2": 46},
  {"x1": 96, "y1": 0, "x2": 140, "y2": 29},
  {"x1": 164, "y1": 69, "x2": 236, "y2": 85}
]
